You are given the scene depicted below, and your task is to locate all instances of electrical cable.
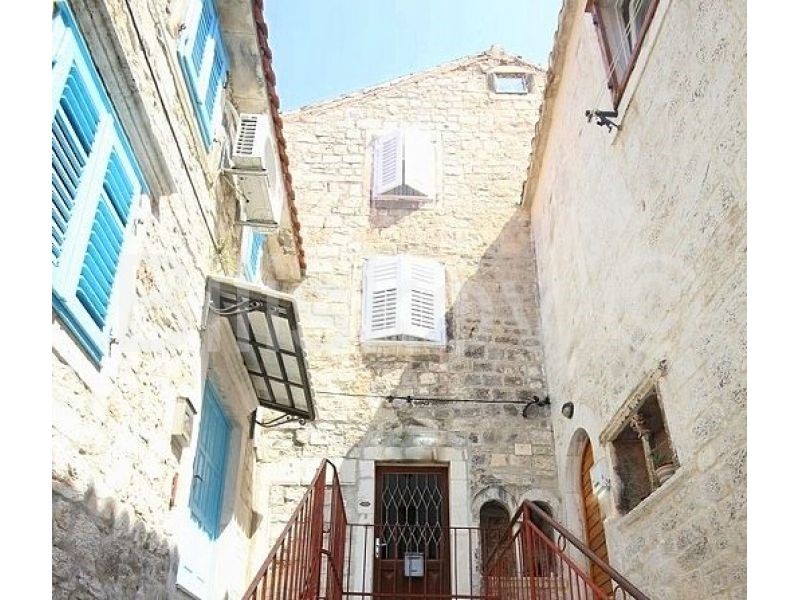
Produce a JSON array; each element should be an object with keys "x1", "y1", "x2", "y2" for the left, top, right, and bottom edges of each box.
[
  {"x1": 122, "y1": 0, "x2": 225, "y2": 266},
  {"x1": 311, "y1": 389, "x2": 546, "y2": 406}
]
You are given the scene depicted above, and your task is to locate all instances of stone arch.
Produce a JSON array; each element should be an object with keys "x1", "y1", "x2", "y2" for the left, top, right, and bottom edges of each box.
[
  {"x1": 471, "y1": 486, "x2": 517, "y2": 521},
  {"x1": 564, "y1": 428, "x2": 591, "y2": 541},
  {"x1": 517, "y1": 488, "x2": 561, "y2": 519},
  {"x1": 559, "y1": 406, "x2": 610, "y2": 529}
]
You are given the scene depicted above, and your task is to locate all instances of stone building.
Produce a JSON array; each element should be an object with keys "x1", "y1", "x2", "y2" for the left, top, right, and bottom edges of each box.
[
  {"x1": 522, "y1": 0, "x2": 746, "y2": 598},
  {"x1": 51, "y1": 0, "x2": 746, "y2": 598},
  {"x1": 51, "y1": 0, "x2": 310, "y2": 597},
  {"x1": 256, "y1": 46, "x2": 558, "y2": 594}
]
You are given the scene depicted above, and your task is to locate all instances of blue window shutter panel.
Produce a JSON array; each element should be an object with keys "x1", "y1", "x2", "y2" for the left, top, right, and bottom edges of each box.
[
  {"x1": 190, "y1": 382, "x2": 231, "y2": 538},
  {"x1": 244, "y1": 232, "x2": 264, "y2": 281},
  {"x1": 178, "y1": 0, "x2": 229, "y2": 147},
  {"x1": 51, "y1": 1, "x2": 145, "y2": 363}
]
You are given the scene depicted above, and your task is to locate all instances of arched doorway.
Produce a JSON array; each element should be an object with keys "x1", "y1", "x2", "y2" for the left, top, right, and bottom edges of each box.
[
  {"x1": 580, "y1": 440, "x2": 613, "y2": 596},
  {"x1": 479, "y1": 501, "x2": 511, "y2": 572}
]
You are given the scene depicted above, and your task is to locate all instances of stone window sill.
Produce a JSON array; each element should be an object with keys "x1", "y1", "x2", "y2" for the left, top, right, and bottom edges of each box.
[
  {"x1": 371, "y1": 195, "x2": 438, "y2": 211},
  {"x1": 611, "y1": 463, "x2": 687, "y2": 529},
  {"x1": 360, "y1": 339, "x2": 447, "y2": 358}
]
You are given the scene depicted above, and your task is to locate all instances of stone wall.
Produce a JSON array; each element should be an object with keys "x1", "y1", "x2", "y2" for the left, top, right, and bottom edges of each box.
[
  {"x1": 526, "y1": 1, "x2": 746, "y2": 598},
  {"x1": 257, "y1": 49, "x2": 559, "y2": 556},
  {"x1": 52, "y1": 0, "x2": 268, "y2": 597}
]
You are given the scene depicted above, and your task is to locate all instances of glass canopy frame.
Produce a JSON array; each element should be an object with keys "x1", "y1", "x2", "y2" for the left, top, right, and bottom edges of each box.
[{"x1": 206, "y1": 277, "x2": 316, "y2": 421}]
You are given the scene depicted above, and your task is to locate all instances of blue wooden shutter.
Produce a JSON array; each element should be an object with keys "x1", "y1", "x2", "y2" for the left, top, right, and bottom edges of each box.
[
  {"x1": 190, "y1": 382, "x2": 231, "y2": 538},
  {"x1": 178, "y1": 0, "x2": 229, "y2": 147},
  {"x1": 51, "y1": 1, "x2": 145, "y2": 363},
  {"x1": 244, "y1": 232, "x2": 264, "y2": 282}
]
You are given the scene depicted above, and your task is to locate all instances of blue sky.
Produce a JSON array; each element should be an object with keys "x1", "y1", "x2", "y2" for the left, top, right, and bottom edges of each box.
[{"x1": 267, "y1": 0, "x2": 563, "y2": 111}]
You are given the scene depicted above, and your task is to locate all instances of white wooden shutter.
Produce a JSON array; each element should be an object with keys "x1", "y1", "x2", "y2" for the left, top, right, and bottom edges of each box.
[
  {"x1": 403, "y1": 130, "x2": 436, "y2": 199},
  {"x1": 363, "y1": 256, "x2": 402, "y2": 340},
  {"x1": 403, "y1": 256, "x2": 445, "y2": 343},
  {"x1": 372, "y1": 131, "x2": 403, "y2": 196}
]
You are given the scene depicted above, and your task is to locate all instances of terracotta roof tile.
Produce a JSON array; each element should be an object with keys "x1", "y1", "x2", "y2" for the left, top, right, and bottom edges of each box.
[{"x1": 251, "y1": 0, "x2": 306, "y2": 273}]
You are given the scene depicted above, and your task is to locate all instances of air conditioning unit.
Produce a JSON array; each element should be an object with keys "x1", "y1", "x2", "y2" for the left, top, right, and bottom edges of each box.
[{"x1": 230, "y1": 113, "x2": 283, "y2": 228}]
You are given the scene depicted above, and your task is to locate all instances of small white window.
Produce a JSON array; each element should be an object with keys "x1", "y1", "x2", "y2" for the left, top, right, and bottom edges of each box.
[
  {"x1": 372, "y1": 129, "x2": 436, "y2": 203},
  {"x1": 362, "y1": 256, "x2": 446, "y2": 345},
  {"x1": 491, "y1": 72, "x2": 531, "y2": 94}
]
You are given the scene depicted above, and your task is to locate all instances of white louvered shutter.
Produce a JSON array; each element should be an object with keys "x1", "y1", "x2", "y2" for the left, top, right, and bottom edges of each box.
[
  {"x1": 403, "y1": 256, "x2": 445, "y2": 343},
  {"x1": 403, "y1": 130, "x2": 436, "y2": 199},
  {"x1": 372, "y1": 131, "x2": 403, "y2": 196},
  {"x1": 363, "y1": 256, "x2": 402, "y2": 340}
]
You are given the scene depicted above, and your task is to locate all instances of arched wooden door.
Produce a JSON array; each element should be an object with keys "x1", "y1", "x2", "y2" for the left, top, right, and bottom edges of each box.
[
  {"x1": 479, "y1": 501, "x2": 510, "y2": 572},
  {"x1": 580, "y1": 441, "x2": 614, "y2": 596}
]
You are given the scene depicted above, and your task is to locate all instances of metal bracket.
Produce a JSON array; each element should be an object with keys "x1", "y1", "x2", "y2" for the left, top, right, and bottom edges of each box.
[
  {"x1": 208, "y1": 298, "x2": 267, "y2": 317},
  {"x1": 522, "y1": 395, "x2": 551, "y2": 418},
  {"x1": 585, "y1": 109, "x2": 620, "y2": 132},
  {"x1": 235, "y1": 220, "x2": 279, "y2": 230},
  {"x1": 252, "y1": 413, "x2": 306, "y2": 430},
  {"x1": 223, "y1": 167, "x2": 272, "y2": 178}
]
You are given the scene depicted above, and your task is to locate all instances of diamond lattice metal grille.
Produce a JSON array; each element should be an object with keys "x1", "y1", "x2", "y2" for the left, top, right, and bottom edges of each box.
[{"x1": 380, "y1": 472, "x2": 444, "y2": 559}]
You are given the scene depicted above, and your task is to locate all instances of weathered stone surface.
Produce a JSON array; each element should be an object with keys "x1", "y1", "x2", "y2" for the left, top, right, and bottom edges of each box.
[
  {"x1": 526, "y1": 1, "x2": 746, "y2": 598},
  {"x1": 51, "y1": 0, "x2": 272, "y2": 597},
  {"x1": 52, "y1": 1, "x2": 745, "y2": 597},
  {"x1": 257, "y1": 49, "x2": 559, "y2": 540}
]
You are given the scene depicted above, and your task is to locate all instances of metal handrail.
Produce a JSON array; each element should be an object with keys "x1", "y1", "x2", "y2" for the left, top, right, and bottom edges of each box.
[
  {"x1": 244, "y1": 459, "x2": 651, "y2": 600},
  {"x1": 241, "y1": 462, "x2": 322, "y2": 597},
  {"x1": 243, "y1": 459, "x2": 346, "y2": 600},
  {"x1": 522, "y1": 500, "x2": 650, "y2": 600}
]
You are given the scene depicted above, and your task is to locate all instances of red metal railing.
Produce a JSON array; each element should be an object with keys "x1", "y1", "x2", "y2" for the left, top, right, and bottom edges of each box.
[
  {"x1": 484, "y1": 501, "x2": 650, "y2": 600},
  {"x1": 243, "y1": 462, "x2": 650, "y2": 600},
  {"x1": 243, "y1": 459, "x2": 346, "y2": 600},
  {"x1": 341, "y1": 523, "x2": 500, "y2": 599}
]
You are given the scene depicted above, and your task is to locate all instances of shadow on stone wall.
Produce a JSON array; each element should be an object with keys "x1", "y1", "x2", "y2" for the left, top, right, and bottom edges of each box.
[
  {"x1": 355, "y1": 207, "x2": 552, "y2": 497},
  {"x1": 368, "y1": 203, "x2": 428, "y2": 230},
  {"x1": 52, "y1": 478, "x2": 175, "y2": 600},
  {"x1": 255, "y1": 208, "x2": 554, "y2": 529},
  {"x1": 252, "y1": 207, "x2": 556, "y2": 592}
]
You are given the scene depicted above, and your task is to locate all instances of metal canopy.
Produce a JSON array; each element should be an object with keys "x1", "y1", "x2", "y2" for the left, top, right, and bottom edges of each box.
[{"x1": 206, "y1": 276, "x2": 315, "y2": 421}]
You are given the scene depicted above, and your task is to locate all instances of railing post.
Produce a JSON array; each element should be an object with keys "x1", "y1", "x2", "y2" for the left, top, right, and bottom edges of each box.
[
  {"x1": 308, "y1": 461, "x2": 327, "y2": 600},
  {"x1": 521, "y1": 504, "x2": 537, "y2": 600}
]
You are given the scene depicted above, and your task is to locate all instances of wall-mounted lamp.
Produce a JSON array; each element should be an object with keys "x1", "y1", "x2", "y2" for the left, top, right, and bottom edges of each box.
[
  {"x1": 561, "y1": 402, "x2": 574, "y2": 419},
  {"x1": 522, "y1": 395, "x2": 551, "y2": 418}
]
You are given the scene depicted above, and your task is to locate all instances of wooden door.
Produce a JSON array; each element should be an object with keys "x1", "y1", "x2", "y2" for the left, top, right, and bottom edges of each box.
[
  {"x1": 480, "y1": 502, "x2": 510, "y2": 572},
  {"x1": 374, "y1": 465, "x2": 450, "y2": 599},
  {"x1": 580, "y1": 442, "x2": 614, "y2": 597}
]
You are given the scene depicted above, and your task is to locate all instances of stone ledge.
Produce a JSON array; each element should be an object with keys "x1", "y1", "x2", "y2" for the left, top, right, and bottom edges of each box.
[
  {"x1": 610, "y1": 464, "x2": 690, "y2": 530},
  {"x1": 358, "y1": 340, "x2": 448, "y2": 359}
]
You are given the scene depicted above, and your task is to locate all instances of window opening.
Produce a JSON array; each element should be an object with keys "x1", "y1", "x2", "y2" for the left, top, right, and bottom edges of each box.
[
  {"x1": 492, "y1": 73, "x2": 530, "y2": 94},
  {"x1": 611, "y1": 387, "x2": 678, "y2": 513}
]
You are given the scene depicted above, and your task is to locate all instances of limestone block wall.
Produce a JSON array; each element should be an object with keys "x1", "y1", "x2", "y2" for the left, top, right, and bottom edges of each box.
[
  {"x1": 256, "y1": 50, "x2": 559, "y2": 558},
  {"x1": 51, "y1": 0, "x2": 270, "y2": 597},
  {"x1": 526, "y1": 1, "x2": 746, "y2": 598}
]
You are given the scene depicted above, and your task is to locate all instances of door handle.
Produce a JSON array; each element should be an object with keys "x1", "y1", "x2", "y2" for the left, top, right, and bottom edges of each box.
[{"x1": 375, "y1": 538, "x2": 387, "y2": 558}]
